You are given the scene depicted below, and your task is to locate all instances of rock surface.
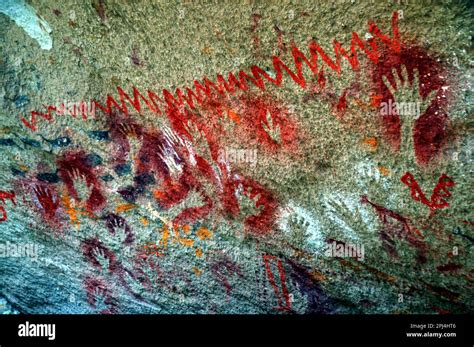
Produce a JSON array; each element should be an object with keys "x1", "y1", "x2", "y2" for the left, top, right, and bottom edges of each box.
[{"x1": 0, "y1": 0, "x2": 472, "y2": 314}]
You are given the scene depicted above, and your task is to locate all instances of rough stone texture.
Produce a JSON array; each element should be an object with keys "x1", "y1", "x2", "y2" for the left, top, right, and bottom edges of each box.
[
  {"x1": 0, "y1": 0, "x2": 472, "y2": 314},
  {"x1": 0, "y1": 0, "x2": 53, "y2": 50}
]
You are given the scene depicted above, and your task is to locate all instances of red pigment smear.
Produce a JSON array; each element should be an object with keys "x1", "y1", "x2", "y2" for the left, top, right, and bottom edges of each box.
[
  {"x1": 133, "y1": 120, "x2": 217, "y2": 226},
  {"x1": 229, "y1": 95, "x2": 299, "y2": 154},
  {"x1": 22, "y1": 12, "x2": 402, "y2": 131},
  {"x1": 143, "y1": 128, "x2": 278, "y2": 231},
  {"x1": 156, "y1": 165, "x2": 216, "y2": 226},
  {"x1": 251, "y1": 13, "x2": 262, "y2": 56},
  {"x1": 0, "y1": 190, "x2": 16, "y2": 205},
  {"x1": 263, "y1": 254, "x2": 291, "y2": 312},
  {"x1": 0, "y1": 206, "x2": 7, "y2": 222},
  {"x1": 173, "y1": 189, "x2": 213, "y2": 226},
  {"x1": 422, "y1": 280, "x2": 460, "y2": 301},
  {"x1": 361, "y1": 195, "x2": 427, "y2": 263},
  {"x1": 96, "y1": 0, "x2": 106, "y2": 22},
  {"x1": 142, "y1": 243, "x2": 163, "y2": 257},
  {"x1": 401, "y1": 172, "x2": 455, "y2": 212},
  {"x1": 130, "y1": 46, "x2": 142, "y2": 66},
  {"x1": 0, "y1": 190, "x2": 16, "y2": 222},
  {"x1": 83, "y1": 276, "x2": 118, "y2": 314},
  {"x1": 302, "y1": 68, "x2": 328, "y2": 103},
  {"x1": 307, "y1": 73, "x2": 361, "y2": 121},
  {"x1": 57, "y1": 150, "x2": 106, "y2": 212},
  {"x1": 153, "y1": 177, "x2": 190, "y2": 209},
  {"x1": 174, "y1": 92, "x2": 300, "y2": 159},
  {"x1": 81, "y1": 237, "x2": 118, "y2": 273},
  {"x1": 219, "y1": 165, "x2": 240, "y2": 218},
  {"x1": 370, "y1": 43, "x2": 450, "y2": 164},
  {"x1": 154, "y1": 172, "x2": 214, "y2": 226},
  {"x1": 431, "y1": 306, "x2": 452, "y2": 314},
  {"x1": 134, "y1": 125, "x2": 216, "y2": 226},
  {"x1": 274, "y1": 24, "x2": 287, "y2": 53},
  {"x1": 335, "y1": 90, "x2": 348, "y2": 119},
  {"x1": 436, "y1": 263, "x2": 463, "y2": 273}
]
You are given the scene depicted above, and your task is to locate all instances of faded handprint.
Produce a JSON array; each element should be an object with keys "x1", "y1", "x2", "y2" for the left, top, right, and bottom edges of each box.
[
  {"x1": 261, "y1": 110, "x2": 281, "y2": 144},
  {"x1": 127, "y1": 136, "x2": 142, "y2": 175},
  {"x1": 287, "y1": 215, "x2": 310, "y2": 245},
  {"x1": 104, "y1": 213, "x2": 134, "y2": 263},
  {"x1": 84, "y1": 276, "x2": 118, "y2": 314},
  {"x1": 121, "y1": 258, "x2": 159, "y2": 298},
  {"x1": 91, "y1": 287, "x2": 113, "y2": 313},
  {"x1": 122, "y1": 123, "x2": 143, "y2": 177},
  {"x1": 382, "y1": 66, "x2": 437, "y2": 162},
  {"x1": 326, "y1": 197, "x2": 374, "y2": 237},
  {"x1": 236, "y1": 184, "x2": 263, "y2": 222},
  {"x1": 70, "y1": 167, "x2": 93, "y2": 202},
  {"x1": 183, "y1": 120, "x2": 213, "y2": 162},
  {"x1": 82, "y1": 238, "x2": 117, "y2": 274},
  {"x1": 92, "y1": 247, "x2": 111, "y2": 273},
  {"x1": 118, "y1": 122, "x2": 139, "y2": 138}
]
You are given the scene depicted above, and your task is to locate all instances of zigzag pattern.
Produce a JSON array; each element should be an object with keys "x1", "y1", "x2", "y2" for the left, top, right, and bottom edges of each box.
[{"x1": 20, "y1": 12, "x2": 400, "y2": 131}]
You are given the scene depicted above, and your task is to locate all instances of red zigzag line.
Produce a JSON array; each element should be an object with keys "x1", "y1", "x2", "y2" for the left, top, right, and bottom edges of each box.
[{"x1": 21, "y1": 12, "x2": 401, "y2": 131}]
